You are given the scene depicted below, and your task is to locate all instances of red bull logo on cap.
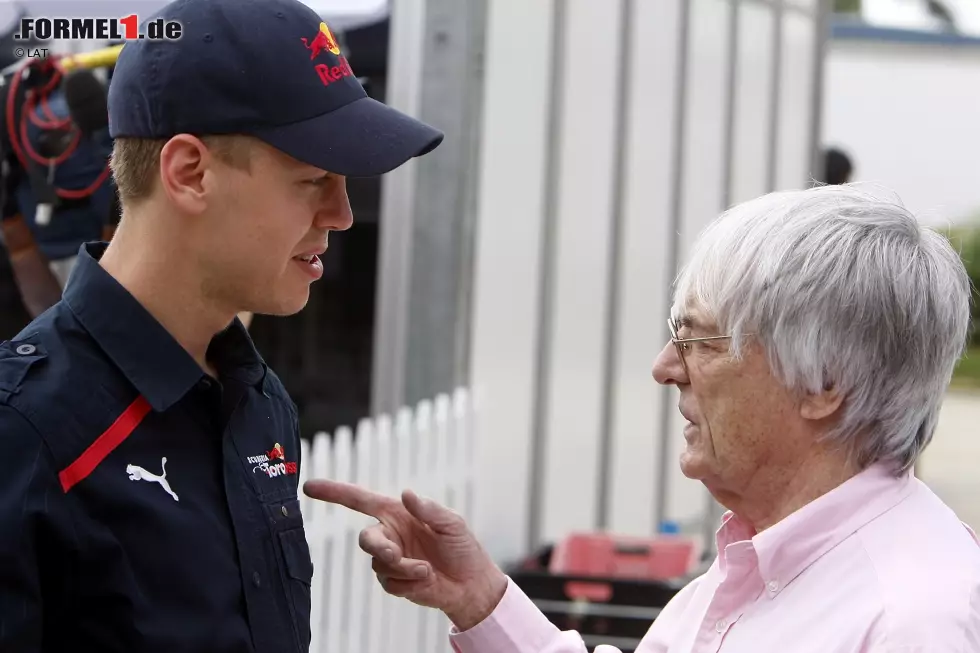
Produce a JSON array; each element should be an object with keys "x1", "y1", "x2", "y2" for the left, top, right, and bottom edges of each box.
[
  {"x1": 300, "y1": 21, "x2": 356, "y2": 88},
  {"x1": 300, "y1": 21, "x2": 341, "y2": 59}
]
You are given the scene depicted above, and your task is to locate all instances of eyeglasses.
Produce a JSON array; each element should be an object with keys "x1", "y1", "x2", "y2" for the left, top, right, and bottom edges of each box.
[{"x1": 667, "y1": 316, "x2": 739, "y2": 374}]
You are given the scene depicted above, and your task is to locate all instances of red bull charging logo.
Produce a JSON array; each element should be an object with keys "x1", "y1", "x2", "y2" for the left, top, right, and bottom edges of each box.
[
  {"x1": 246, "y1": 442, "x2": 297, "y2": 478},
  {"x1": 300, "y1": 21, "x2": 341, "y2": 59},
  {"x1": 300, "y1": 21, "x2": 355, "y2": 88}
]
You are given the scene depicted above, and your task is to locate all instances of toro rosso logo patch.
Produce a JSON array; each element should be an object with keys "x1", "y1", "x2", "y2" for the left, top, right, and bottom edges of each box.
[{"x1": 247, "y1": 442, "x2": 297, "y2": 478}]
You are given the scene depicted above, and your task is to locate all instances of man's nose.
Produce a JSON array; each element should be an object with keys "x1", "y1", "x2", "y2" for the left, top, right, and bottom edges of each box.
[
  {"x1": 652, "y1": 341, "x2": 687, "y2": 386},
  {"x1": 315, "y1": 177, "x2": 354, "y2": 231}
]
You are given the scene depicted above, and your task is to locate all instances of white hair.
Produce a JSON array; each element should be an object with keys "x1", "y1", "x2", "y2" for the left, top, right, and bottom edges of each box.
[{"x1": 672, "y1": 184, "x2": 973, "y2": 474}]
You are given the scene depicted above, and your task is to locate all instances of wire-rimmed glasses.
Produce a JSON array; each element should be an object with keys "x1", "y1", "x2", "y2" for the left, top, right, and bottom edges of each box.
[{"x1": 667, "y1": 316, "x2": 739, "y2": 374}]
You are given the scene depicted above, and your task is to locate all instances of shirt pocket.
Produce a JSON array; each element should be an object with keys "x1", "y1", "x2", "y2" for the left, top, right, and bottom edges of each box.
[
  {"x1": 264, "y1": 496, "x2": 314, "y2": 650},
  {"x1": 0, "y1": 339, "x2": 48, "y2": 402}
]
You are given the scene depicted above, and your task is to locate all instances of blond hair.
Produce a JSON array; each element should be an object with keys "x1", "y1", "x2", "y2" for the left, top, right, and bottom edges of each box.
[{"x1": 109, "y1": 135, "x2": 254, "y2": 205}]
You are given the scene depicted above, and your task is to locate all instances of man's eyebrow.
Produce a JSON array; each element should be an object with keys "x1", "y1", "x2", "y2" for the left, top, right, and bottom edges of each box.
[
  {"x1": 676, "y1": 315, "x2": 716, "y2": 333},
  {"x1": 676, "y1": 315, "x2": 696, "y2": 329}
]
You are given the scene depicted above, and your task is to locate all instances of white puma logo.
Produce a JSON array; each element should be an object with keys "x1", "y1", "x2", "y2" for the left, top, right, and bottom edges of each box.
[{"x1": 126, "y1": 457, "x2": 179, "y2": 502}]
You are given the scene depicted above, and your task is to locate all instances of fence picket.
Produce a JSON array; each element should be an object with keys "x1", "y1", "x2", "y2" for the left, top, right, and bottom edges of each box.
[
  {"x1": 392, "y1": 405, "x2": 420, "y2": 651},
  {"x1": 346, "y1": 418, "x2": 375, "y2": 653},
  {"x1": 325, "y1": 427, "x2": 353, "y2": 653},
  {"x1": 413, "y1": 399, "x2": 437, "y2": 653},
  {"x1": 307, "y1": 430, "x2": 332, "y2": 653},
  {"x1": 367, "y1": 413, "x2": 393, "y2": 653},
  {"x1": 455, "y1": 388, "x2": 476, "y2": 523},
  {"x1": 301, "y1": 387, "x2": 475, "y2": 653},
  {"x1": 430, "y1": 393, "x2": 454, "y2": 653}
]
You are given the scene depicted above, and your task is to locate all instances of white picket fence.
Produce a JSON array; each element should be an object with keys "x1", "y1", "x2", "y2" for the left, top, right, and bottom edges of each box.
[{"x1": 298, "y1": 387, "x2": 477, "y2": 653}]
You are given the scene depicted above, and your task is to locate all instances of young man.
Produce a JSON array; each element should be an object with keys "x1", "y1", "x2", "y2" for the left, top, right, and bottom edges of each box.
[{"x1": 0, "y1": 0, "x2": 442, "y2": 651}]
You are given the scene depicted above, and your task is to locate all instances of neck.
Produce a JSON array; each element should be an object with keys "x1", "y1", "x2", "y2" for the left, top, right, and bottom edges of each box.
[
  {"x1": 721, "y1": 447, "x2": 860, "y2": 533},
  {"x1": 98, "y1": 216, "x2": 233, "y2": 376}
]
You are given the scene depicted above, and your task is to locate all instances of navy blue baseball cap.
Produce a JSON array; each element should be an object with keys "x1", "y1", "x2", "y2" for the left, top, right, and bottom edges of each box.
[{"x1": 107, "y1": 0, "x2": 443, "y2": 177}]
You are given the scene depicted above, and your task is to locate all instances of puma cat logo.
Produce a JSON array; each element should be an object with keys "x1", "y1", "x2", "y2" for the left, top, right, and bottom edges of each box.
[{"x1": 126, "y1": 457, "x2": 179, "y2": 502}]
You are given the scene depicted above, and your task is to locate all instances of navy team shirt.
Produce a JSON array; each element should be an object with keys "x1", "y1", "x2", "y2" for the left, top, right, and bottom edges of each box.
[{"x1": 0, "y1": 241, "x2": 314, "y2": 653}]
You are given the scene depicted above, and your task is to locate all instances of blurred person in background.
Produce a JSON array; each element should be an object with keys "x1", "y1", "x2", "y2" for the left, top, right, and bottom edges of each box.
[
  {"x1": 0, "y1": 5, "x2": 55, "y2": 338},
  {"x1": 0, "y1": 0, "x2": 441, "y2": 650},
  {"x1": 307, "y1": 184, "x2": 980, "y2": 652},
  {"x1": 821, "y1": 147, "x2": 854, "y2": 186}
]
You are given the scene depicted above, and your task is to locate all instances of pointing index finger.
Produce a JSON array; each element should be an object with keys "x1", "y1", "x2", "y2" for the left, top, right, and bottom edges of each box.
[{"x1": 303, "y1": 479, "x2": 393, "y2": 518}]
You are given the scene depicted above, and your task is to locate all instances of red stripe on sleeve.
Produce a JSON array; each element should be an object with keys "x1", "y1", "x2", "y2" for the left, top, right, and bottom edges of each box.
[{"x1": 59, "y1": 395, "x2": 152, "y2": 493}]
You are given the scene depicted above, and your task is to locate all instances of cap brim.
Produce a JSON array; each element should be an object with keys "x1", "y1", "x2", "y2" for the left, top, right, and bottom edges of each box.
[{"x1": 251, "y1": 97, "x2": 443, "y2": 177}]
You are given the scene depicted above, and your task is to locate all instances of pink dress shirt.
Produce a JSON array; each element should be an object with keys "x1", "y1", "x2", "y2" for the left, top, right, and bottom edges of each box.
[{"x1": 449, "y1": 464, "x2": 980, "y2": 652}]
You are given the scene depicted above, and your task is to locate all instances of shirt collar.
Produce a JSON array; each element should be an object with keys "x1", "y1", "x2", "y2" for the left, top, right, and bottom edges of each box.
[
  {"x1": 715, "y1": 463, "x2": 915, "y2": 593},
  {"x1": 64, "y1": 242, "x2": 268, "y2": 412}
]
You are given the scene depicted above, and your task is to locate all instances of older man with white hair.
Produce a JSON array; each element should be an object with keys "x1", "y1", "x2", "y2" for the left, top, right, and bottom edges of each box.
[{"x1": 305, "y1": 185, "x2": 980, "y2": 652}]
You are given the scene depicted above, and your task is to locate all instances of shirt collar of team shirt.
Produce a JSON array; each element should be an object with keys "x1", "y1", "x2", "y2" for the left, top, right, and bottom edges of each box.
[{"x1": 63, "y1": 241, "x2": 269, "y2": 413}]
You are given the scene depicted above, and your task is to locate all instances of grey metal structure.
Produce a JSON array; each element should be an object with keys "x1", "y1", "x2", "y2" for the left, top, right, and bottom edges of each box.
[{"x1": 370, "y1": 0, "x2": 487, "y2": 417}]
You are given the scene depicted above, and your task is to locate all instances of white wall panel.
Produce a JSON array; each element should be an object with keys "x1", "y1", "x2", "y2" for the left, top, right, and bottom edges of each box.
[
  {"x1": 466, "y1": 0, "x2": 555, "y2": 563},
  {"x1": 666, "y1": 0, "x2": 733, "y2": 526},
  {"x1": 785, "y1": 0, "x2": 819, "y2": 12},
  {"x1": 775, "y1": 11, "x2": 818, "y2": 190},
  {"x1": 731, "y1": 3, "x2": 776, "y2": 206},
  {"x1": 538, "y1": 0, "x2": 625, "y2": 545},
  {"x1": 824, "y1": 40, "x2": 980, "y2": 226},
  {"x1": 606, "y1": 0, "x2": 683, "y2": 537}
]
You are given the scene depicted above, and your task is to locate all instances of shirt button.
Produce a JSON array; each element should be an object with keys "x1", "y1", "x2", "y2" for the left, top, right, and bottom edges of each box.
[
  {"x1": 252, "y1": 571, "x2": 262, "y2": 588},
  {"x1": 15, "y1": 344, "x2": 35, "y2": 355},
  {"x1": 767, "y1": 580, "x2": 779, "y2": 593},
  {"x1": 281, "y1": 505, "x2": 289, "y2": 517},
  {"x1": 715, "y1": 619, "x2": 727, "y2": 633}
]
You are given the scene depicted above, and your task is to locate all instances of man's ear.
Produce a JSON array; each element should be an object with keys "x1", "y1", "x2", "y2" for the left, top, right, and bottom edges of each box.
[
  {"x1": 158, "y1": 134, "x2": 213, "y2": 214},
  {"x1": 800, "y1": 382, "x2": 845, "y2": 421}
]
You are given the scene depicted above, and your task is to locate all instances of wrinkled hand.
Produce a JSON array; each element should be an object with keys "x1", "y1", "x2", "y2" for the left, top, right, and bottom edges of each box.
[{"x1": 302, "y1": 480, "x2": 508, "y2": 631}]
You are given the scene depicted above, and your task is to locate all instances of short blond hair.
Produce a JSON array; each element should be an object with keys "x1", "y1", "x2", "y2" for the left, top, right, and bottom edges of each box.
[{"x1": 109, "y1": 134, "x2": 254, "y2": 205}]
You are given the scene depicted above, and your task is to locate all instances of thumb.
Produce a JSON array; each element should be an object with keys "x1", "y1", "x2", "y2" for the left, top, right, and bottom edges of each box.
[{"x1": 401, "y1": 490, "x2": 468, "y2": 536}]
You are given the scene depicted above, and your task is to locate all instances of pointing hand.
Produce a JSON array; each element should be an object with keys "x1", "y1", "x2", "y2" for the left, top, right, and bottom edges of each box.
[{"x1": 302, "y1": 479, "x2": 508, "y2": 631}]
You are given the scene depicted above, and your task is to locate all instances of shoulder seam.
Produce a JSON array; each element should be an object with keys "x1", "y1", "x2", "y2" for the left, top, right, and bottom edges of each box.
[
  {"x1": 0, "y1": 401, "x2": 62, "y2": 488},
  {"x1": 856, "y1": 525, "x2": 977, "y2": 650}
]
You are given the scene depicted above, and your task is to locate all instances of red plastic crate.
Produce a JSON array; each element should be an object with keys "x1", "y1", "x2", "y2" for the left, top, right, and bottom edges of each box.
[{"x1": 549, "y1": 532, "x2": 699, "y2": 583}]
